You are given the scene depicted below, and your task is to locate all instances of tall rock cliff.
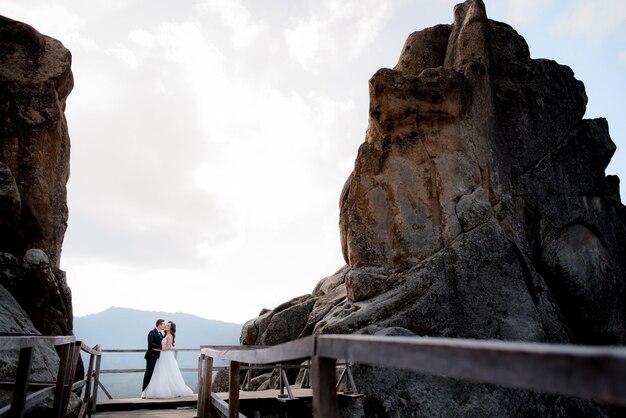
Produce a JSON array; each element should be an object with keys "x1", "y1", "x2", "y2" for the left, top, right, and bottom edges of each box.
[
  {"x1": 0, "y1": 14, "x2": 74, "y2": 336},
  {"x1": 242, "y1": 1, "x2": 626, "y2": 416}
]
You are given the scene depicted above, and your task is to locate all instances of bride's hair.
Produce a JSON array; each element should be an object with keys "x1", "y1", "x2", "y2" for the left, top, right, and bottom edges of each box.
[{"x1": 167, "y1": 321, "x2": 177, "y2": 346}]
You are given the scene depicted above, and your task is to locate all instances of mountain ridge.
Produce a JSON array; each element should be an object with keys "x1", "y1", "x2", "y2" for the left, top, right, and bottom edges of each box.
[
  {"x1": 73, "y1": 306, "x2": 242, "y2": 398},
  {"x1": 74, "y1": 306, "x2": 242, "y2": 349}
]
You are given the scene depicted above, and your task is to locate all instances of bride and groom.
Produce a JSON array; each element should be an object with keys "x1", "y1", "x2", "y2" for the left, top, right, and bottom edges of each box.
[{"x1": 142, "y1": 318, "x2": 193, "y2": 398}]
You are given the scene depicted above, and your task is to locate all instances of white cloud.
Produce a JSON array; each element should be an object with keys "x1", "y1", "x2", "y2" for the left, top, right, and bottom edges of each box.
[
  {"x1": 106, "y1": 46, "x2": 139, "y2": 69},
  {"x1": 196, "y1": 0, "x2": 268, "y2": 49},
  {"x1": 284, "y1": 17, "x2": 326, "y2": 70},
  {"x1": 284, "y1": 0, "x2": 393, "y2": 71},
  {"x1": 130, "y1": 29, "x2": 156, "y2": 49}
]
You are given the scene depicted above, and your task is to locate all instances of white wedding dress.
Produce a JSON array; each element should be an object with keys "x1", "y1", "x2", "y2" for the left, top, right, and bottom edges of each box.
[{"x1": 141, "y1": 337, "x2": 193, "y2": 398}]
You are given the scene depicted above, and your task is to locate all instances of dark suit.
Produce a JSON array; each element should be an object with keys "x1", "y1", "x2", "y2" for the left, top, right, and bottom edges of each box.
[{"x1": 142, "y1": 328, "x2": 163, "y2": 390}]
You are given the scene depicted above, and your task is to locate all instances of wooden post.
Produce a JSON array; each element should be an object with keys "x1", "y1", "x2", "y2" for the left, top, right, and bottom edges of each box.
[
  {"x1": 91, "y1": 344, "x2": 102, "y2": 414},
  {"x1": 199, "y1": 354, "x2": 213, "y2": 418},
  {"x1": 346, "y1": 364, "x2": 358, "y2": 395},
  {"x1": 228, "y1": 361, "x2": 240, "y2": 418},
  {"x1": 311, "y1": 356, "x2": 338, "y2": 418},
  {"x1": 83, "y1": 345, "x2": 96, "y2": 405},
  {"x1": 280, "y1": 368, "x2": 294, "y2": 399},
  {"x1": 9, "y1": 346, "x2": 33, "y2": 418},
  {"x1": 60, "y1": 343, "x2": 81, "y2": 416},
  {"x1": 53, "y1": 342, "x2": 73, "y2": 418},
  {"x1": 278, "y1": 365, "x2": 286, "y2": 398},
  {"x1": 197, "y1": 355, "x2": 205, "y2": 418}
]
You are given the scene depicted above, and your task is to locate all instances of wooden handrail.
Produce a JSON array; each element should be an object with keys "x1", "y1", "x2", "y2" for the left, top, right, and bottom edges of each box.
[
  {"x1": 197, "y1": 335, "x2": 626, "y2": 418},
  {"x1": 0, "y1": 335, "x2": 76, "y2": 350},
  {"x1": 0, "y1": 335, "x2": 101, "y2": 418},
  {"x1": 201, "y1": 336, "x2": 315, "y2": 364}
]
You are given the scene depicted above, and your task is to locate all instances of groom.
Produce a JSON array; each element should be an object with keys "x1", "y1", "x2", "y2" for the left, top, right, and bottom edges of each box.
[{"x1": 142, "y1": 318, "x2": 165, "y2": 391}]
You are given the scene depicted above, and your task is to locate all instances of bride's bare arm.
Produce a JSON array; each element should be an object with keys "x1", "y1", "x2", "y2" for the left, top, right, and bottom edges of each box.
[{"x1": 161, "y1": 335, "x2": 173, "y2": 351}]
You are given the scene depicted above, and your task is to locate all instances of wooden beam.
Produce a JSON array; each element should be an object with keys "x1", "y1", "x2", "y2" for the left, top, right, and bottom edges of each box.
[
  {"x1": 317, "y1": 335, "x2": 626, "y2": 406},
  {"x1": 201, "y1": 336, "x2": 315, "y2": 365},
  {"x1": 199, "y1": 354, "x2": 213, "y2": 418},
  {"x1": 0, "y1": 336, "x2": 75, "y2": 350},
  {"x1": 229, "y1": 361, "x2": 240, "y2": 418},
  {"x1": 311, "y1": 356, "x2": 338, "y2": 418},
  {"x1": 9, "y1": 346, "x2": 33, "y2": 418},
  {"x1": 52, "y1": 342, "x2": 72, "y2": 417}
]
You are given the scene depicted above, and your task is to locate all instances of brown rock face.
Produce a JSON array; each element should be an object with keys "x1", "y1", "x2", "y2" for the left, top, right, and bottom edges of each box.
[
  {"x1": 0, "y1": 15, "x2": 72, "y2": 268},
  {"x1": 243, "y1": 1, "x2": 626, "y2": 416},
  {"x1": 0, "y1": 15, "x2": 74, "y2": 337}
]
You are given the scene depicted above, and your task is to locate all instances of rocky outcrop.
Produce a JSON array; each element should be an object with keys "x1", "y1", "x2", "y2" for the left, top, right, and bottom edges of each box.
[
  {"x1": 0, "y1": 284, "x2": 61, "y2": 409},
  {"x1": 0, "y1": 15, "x2": 74, "y2": 337},
  {"x1": 242, "y1": 1, "x2": 626, "y2": 416}
]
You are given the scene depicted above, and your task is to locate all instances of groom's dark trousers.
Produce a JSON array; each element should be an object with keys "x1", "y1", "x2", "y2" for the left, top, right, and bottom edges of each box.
[{"x1": 143, "y1": 328, "x2": 163, "y2": 390}]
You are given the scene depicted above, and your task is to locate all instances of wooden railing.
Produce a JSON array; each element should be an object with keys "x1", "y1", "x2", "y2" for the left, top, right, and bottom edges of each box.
[
  {"x1": 197, "y1": 335, "x2": 626, "y2": 418},
  {"x1": 96, "y1": 348, "x2": 199, "y2": 400},
  {"x1": 0, "y1": 334, "x2": 101, "y2": 418}
]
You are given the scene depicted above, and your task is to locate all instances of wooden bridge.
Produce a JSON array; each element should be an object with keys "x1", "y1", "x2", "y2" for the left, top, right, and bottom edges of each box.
[{"x1": 1, "y1": 333, "x2": 626, "y2": 417}]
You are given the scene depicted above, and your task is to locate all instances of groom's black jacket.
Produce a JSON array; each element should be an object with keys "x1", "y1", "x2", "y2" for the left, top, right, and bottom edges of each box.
[{"x1": 145, "y1": 328, "x2": 163, "y2": 359}]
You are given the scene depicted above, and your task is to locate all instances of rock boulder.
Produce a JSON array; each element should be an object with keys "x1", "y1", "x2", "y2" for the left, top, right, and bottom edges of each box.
[
  {"x1": 243, "y1": 1, "x2": 626, "y2": 416},
  {"x1": 0, "y1": 15, "x2": 74, "y2": 337}
]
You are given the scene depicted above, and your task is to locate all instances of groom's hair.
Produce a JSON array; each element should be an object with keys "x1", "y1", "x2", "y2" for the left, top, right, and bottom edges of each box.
[{"x1": 156, "y1": 319, "x2": 165, "y2": 327}]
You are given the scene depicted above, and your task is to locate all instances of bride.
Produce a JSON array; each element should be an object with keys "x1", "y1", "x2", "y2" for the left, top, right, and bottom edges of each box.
[{"x1": 141, "y1": 321, "x2": 193, "y2": 398}]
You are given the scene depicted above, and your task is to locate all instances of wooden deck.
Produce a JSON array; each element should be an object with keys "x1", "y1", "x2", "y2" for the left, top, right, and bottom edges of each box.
[
  {"x1": 94, "y1": 389, "x2": 314, "y2": 416},
  {"x1": 93, "y1": 409, "x2": 197, "y2": 418}
]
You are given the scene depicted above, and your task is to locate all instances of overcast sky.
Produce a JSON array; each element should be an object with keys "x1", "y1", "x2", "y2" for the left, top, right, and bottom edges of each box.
[{"x1": 3, "y1": 0, "x2": 625, "y2": 325}]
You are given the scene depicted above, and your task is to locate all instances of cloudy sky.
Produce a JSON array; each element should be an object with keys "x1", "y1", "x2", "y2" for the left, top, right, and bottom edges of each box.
[{"x1": 3, "y1": 0, "x2": 625, "y2": 325}]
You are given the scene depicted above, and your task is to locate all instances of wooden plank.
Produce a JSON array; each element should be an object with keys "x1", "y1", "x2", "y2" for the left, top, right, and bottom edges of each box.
[
  {"x1": 229, "y1": 361, "x2": 240, "y2": 418},
  {"x1": 215, "y1": 388, "x2": 313, "y2": 400},
  {"x1": 311, "y1": 356, "x2": 338, "y2": 418},
  {"x1": 96, "y1": 395, "x2": 197, "y2": 412},
  {"x1": 201, "y1": 336, "x2": 315, "y2": 365},
  {"x1": 92, "y1": 344, "x2": 103, "y2": 413},
  {"x1": 101, "y1": 348, "x2": 199, "y2": 353},
  {"x1": 9, "y1": 347, "x2": 33, "y2": 418},
  {"x1": 317, "y1": 335, "x2": 626, "y2": 406},
  {"x1": 0, "y1": 336, "x2": 75, "y2": 350},
  {"x1": 59, "y1": 343, "x2": 81, "y2": 416},
  {"x1": 52, "y1": 342, "x2": 73, "y2": 417},
  {"x1": 199, "y1": 355, "x2": 213, "y2": 418},
  {"x1": 79, "y1": 341, "x2": 102, "y2": 356},
  {"x1": 210, "y1": 393, "x2": 247, "y2": 418}
]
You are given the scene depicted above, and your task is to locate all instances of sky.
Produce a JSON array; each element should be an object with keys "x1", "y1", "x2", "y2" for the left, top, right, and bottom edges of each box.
[{"x1": 2, "y1": 0, "x2": 625, "y2": 325}]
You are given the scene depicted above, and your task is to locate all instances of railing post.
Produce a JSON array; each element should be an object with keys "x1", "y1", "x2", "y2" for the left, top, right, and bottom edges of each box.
[
  {"x1": 53, "y1": 342, "x2": 73, "y2": 418},
  {"x1": 278, "y1": 364, "x2": 286, "y2": 398},
  {"x1": 59, "y1": 342, "x2": 81, "y2": 416},
  {"x1": 229, "y1": 361, "x2": 240, "y2": 418},
  {"x1": 280, "y1": 368, "x2": 294, "y2": 399},
  {"x1": 91, "y1": 344, "x2": 102, "y2": 414},
  {"x1": 9, "y1": 346, "x2": 33, "y2": 418},
  {"x1": 241, "y1": 367, "x2": 251, "y2": 391},
  {"x1": 345, "y1": 363, "x2": 358, "y2": 395},
  {"x1": 82, "y1": 344, "x2": 96, "y2": 408},
  {"x1": 199, "y1": 354, "x2": 213, "y2": 418},
  {"x1": 197, "y1": 354, "x2": 205, "y2": 418},
  {"x1": 311, "y1": 356, "x2": 338, "y2": 418}
]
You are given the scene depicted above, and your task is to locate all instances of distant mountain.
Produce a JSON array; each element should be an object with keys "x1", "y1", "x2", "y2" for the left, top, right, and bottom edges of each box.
[
  {"x1": 74, "y1": 306, "x2": 242, "y2": 349},
  {"x1": 73, "y1": 307, "x2": 242, "y2": 398}
]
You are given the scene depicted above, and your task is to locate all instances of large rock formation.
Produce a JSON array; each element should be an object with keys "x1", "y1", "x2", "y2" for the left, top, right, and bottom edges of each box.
[
  {"x1": 0, "y1": 15, "x2": 74, "y2": 337},
  {"x1": 0, "y1": 14, "x2": 76, "y2": 415},
  {"x1": 242, "y1": 1, "x2": 626, "y2": 416}
]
